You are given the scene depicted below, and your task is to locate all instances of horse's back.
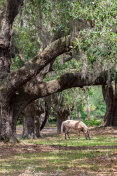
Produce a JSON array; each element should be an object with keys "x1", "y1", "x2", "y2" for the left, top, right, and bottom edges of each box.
[{"x1": 63, "y1": 120, "x2": 80, "y2": 128}]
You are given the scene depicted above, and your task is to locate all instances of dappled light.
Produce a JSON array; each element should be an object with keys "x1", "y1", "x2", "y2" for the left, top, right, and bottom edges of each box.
[{"x1": 0, "y1": 126, "x2": 117, "y2": 175}]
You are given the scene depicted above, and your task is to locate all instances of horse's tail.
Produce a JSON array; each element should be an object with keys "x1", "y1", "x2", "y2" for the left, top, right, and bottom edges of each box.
[{"x1": 61, "y1": 121, "x2": 65, "y2": 134}]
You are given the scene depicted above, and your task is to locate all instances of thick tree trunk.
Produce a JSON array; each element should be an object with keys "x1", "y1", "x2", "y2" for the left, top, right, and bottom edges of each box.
[
  {"x1": 57, "y1": 115, "x2": 65, "y2": 134},
  {"x1": 22, "y1": 101, "x2": 45, "y2": 139},
  {"x1": 0, "y1": 105, "x2": 19, "y2": 142},
  {"x1": 22, "y1": 114, "x2": 35, "y2": 139},
  {"x1": 0, "y1": 47, "x2": 17, "y2": 142},
  {"x1": 35, "y1": 115, "x2": 41, "y2": 138},
  {"x1": 0, "y1": 109, "x2": 12, "y2": 141},
  {"x1": 22, "y1": 103, "x2": 36, "y2": 139},
  {"x1": 0, "y1": 46, "x2": 18, "y2": 142},
  {"x1": 104, "y1": 98, "x2": 117, "y2": 126},
  {"x1": 102, "y1": 83, "x2": 117, "y2": 126},
  {"x1": 57, "y1": 110, "x2": 70, "y2": 134},
  {"x1": 0, "y1": 0, "x2": 23, "y2": 142}
]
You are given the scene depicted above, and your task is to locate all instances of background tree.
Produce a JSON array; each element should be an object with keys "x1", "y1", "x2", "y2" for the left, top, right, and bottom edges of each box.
[{"x1": 22, "y1": 100, "x2": 44, "y2": 139}]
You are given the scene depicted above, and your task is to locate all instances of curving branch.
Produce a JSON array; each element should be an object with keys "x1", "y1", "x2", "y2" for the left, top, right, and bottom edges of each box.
[
  {"x1": 12, "y1": 69, "x2": 115, "y2": 117},
  {"x1": 3, "y1": 35, "x2": 73, "y2": 95},
  {"x1": 24, "y1": 70, "x2": 110, "y2": 97}
]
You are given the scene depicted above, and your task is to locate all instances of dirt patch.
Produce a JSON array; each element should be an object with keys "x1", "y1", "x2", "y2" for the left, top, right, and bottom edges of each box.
[
  {"x1": 16, "y1": 126, "x2": 57, "y2": 137},
  {"x1": 90, "y1": 126, "x2": 117, "y2": 136}
]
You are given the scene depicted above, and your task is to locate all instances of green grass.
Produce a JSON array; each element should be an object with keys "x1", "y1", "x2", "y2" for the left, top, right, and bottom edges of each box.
[
  {"x1": 26, "y1": 134, "x2": 117, "y2": 147},
  {"x1": 0, "y1": 131, "x2": 117, "y2": 175}
]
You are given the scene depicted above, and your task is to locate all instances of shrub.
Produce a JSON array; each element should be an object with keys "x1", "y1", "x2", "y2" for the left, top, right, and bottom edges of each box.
[{"x1": 83, "y1": 118, "x2": 103, "y2": 127}]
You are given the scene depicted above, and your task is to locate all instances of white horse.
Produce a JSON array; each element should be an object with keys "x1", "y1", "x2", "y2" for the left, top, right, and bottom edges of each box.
[{"x1": 61, "y1": 120, "x2": 91, "y2": 140}]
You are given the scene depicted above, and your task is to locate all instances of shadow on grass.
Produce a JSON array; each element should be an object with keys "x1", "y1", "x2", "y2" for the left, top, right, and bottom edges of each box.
[{"x1": 49, "y1": 144, "x2": 117, "y2": 151}]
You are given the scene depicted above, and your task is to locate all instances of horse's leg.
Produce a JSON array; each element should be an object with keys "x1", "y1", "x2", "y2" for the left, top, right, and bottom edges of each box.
[
  {"x1": 65, "y1": 128, "x2": 67, "y2": 140},
  {"x1": 65, "y1": 132, "x2": 67, "y2": 140},
  {"x1": 78, "y1": 130, "x2": 80, "y2": 139},
  {"x1": 84, "y1": 132, "x2": 88, "y2": 139},
  {"x1": 68, "y1": 133, "x2": 70, "y2": 139},
  {"x1": 88, "y1": 133, "x2": 91, "y2": 139},
  {"x1": 87, "y1": 130, "x2": 91, "y2": 139},
  {"x1": 65, "y1": 127, "x2": 70, "y2": 139},
  {"x1": 67, "y1": 127, "x2": 70, "y2": 139},
  {"x1": 77, "y1": 129, "x2": 80, "y2": 139},
  {"x1": 67, "y1": 131, "x2": 70, "y2": 139}
]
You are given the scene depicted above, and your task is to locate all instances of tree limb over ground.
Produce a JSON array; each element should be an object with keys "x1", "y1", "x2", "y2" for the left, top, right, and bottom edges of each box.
[
  {"x1": 23, "y1": 70, "x2": 113, "y2": 98},
  {"x1": 12, "y1": 69, "x2": 116, "y2": 116},
  {"x1": 2, "y1": 35, "x2": 73, "y2": 95}
]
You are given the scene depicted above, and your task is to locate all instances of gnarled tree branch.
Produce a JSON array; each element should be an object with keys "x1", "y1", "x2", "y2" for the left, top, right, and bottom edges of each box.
[
  {"x1": 12, "y1": 69, "x2": 114, "y2": 117},
  {"x1": 3, "y1": 35, "x2": 73, "y2": 95}
]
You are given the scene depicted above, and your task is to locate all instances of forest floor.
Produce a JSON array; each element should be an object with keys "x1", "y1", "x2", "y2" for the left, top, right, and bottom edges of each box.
[{"x1": 0, "y1": 125, "x2": 117, "y2": 176}]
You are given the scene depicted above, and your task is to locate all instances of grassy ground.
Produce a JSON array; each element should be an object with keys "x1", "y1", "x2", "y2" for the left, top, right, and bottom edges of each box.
[{"x1": 0, "y1": 126, "x2": 117, "y2": 176}]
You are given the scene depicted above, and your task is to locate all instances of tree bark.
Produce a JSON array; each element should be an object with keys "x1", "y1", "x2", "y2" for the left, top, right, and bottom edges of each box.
[
  {"x1": 0, "y1": 0, "x2": 23, "y2": 142},
  {"x1": 57, "y1": 110, "x2": 70, "y2": 134},
  {"x1": 22, "y1": 101, "x2": 45, "y2": 139},
  {"x1": 102, "y1": 82, "x2": 117, "y2": 126},
  {"x1": 0, "y1": 104, "x2": 19, "y2": 142},
  {"x1": 0, "y1": 0, "x2": 23, "y2": 73},
  {"x1": 0, "y1": 48, "x2": 11, "y2": 73},
  {"x1": 35, "y1": 115, "x2": 41, "y2": 138},
  {"x1": 22, "y1": 103, "x2": 35, "y2": 139}
]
